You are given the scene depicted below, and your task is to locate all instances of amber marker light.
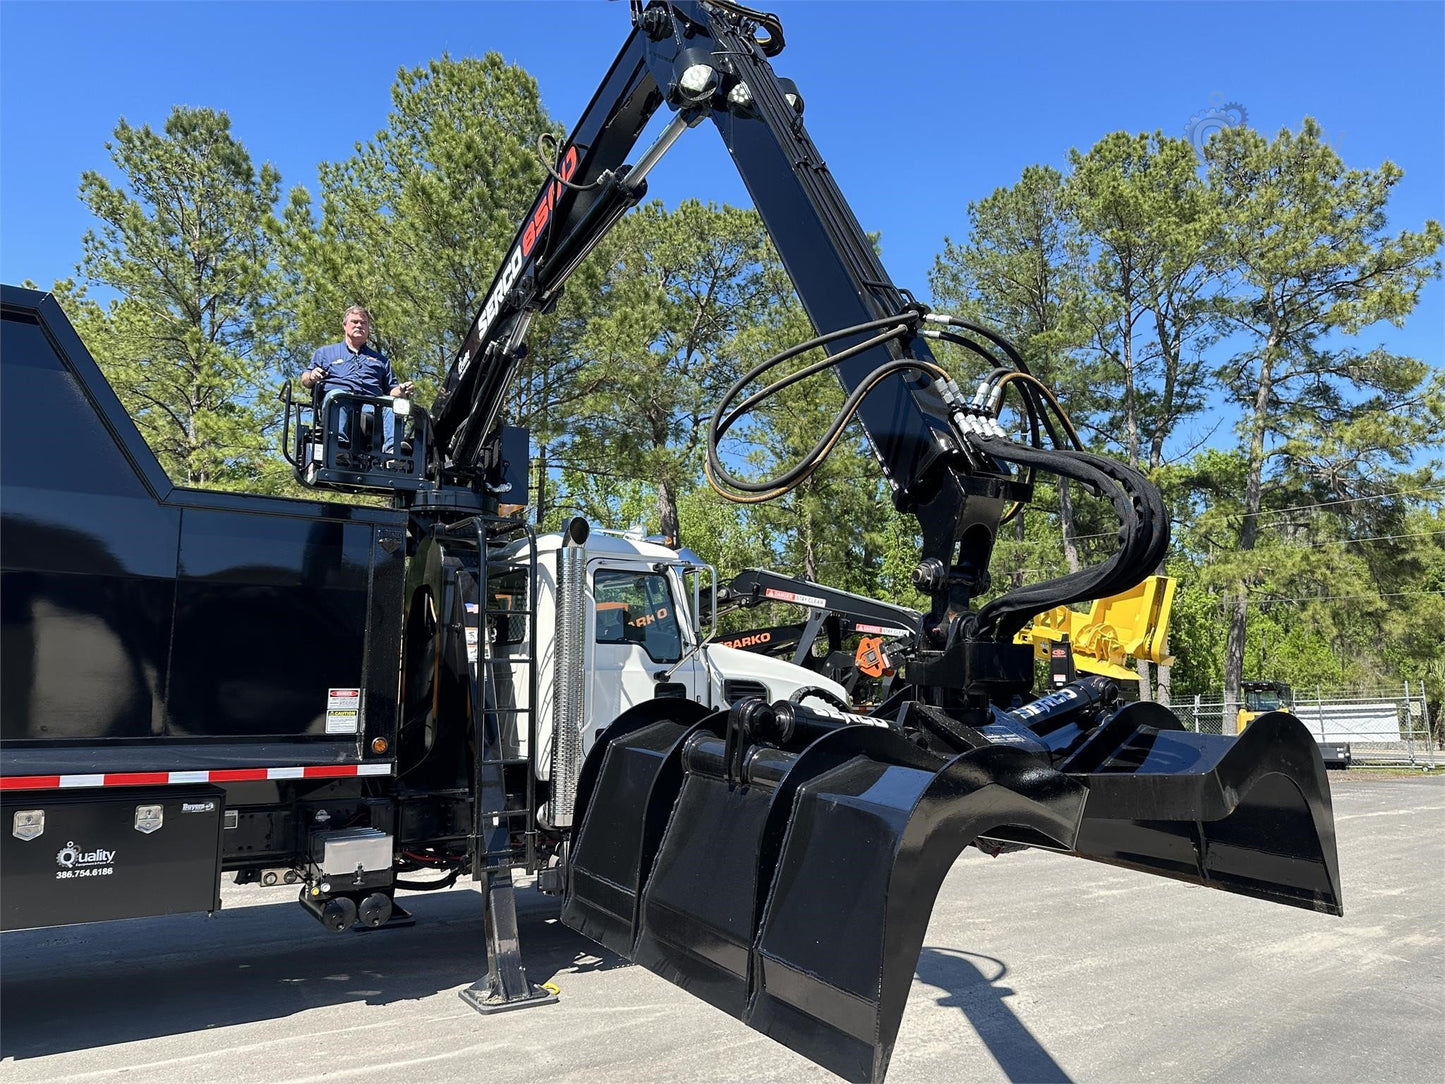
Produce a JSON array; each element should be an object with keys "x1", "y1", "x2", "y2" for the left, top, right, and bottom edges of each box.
[{"x1": 371, "y1": 737, "x2": 389, "y2": 755}]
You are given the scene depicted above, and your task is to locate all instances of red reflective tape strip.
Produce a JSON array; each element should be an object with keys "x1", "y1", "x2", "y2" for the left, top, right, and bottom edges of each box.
[
  {"x1": 0, "y1": 763, "x2": 394, "y2": 791},
  {"x1": 104, "y1": 772, "x2": 170, "y2": 786},
  {"x1": 302, "y1": 765, "x2": 360, "y2": 779},
  {"x1": 0, "y1": 775, "x2": 61, "y2": 790}
]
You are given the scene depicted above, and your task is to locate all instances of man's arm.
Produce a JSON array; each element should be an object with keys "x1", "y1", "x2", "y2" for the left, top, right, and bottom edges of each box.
[
  {"x1": 301, "y1": 347, "x2": 329, "y2": 390},
  {"x1": 382, "y1": 356, "x2": 412, "y2": 399}
]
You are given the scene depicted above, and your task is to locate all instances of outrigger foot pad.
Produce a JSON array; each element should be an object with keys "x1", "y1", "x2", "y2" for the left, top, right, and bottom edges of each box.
[{"x1": 458, "y1": 980, "x2": 558, "y2": 1015}]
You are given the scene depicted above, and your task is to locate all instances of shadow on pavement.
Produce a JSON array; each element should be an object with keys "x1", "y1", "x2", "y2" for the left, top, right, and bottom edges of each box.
[
  {"x1": 0, "y1": 883, "x2": 622, "y2": 1059},
  {"x1": 915, "y1": 945, "x2": 1073, "y2": 1083}
]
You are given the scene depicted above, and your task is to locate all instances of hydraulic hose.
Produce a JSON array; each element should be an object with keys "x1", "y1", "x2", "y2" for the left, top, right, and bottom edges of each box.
[
  {"x1": 706, "y1": 311, "x2": 942, "y2": 502},
  {"x1": 967, "y1": 435, "x2": 1169, "y2": 641}
]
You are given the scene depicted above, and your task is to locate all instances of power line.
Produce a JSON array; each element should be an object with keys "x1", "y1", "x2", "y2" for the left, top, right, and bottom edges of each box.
[
  {"x1": 1285, "y1": 529, "x2": 1445, "y2": 548},
  {"x1": 1248, "y1": 590, "x2": 1443, "y2": 605},
  {"x1": 1050, "y1": 526, "x2": 1445, "y2": 549},
  {"x1": 1251, "y1": 482, "x2": 1445, "y2": 522},
  {"x1": 1027, "y1": 482, "x2": 1444, "y2": 526}
]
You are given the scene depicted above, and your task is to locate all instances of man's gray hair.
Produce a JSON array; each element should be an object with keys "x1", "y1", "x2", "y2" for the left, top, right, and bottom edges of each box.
[{"x1": 343, "y1": 304, "x2": 372, "y2": 322}]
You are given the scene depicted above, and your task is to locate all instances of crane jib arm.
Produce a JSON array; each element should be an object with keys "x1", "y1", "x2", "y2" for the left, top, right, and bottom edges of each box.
[
  {"x1": 430, "y1": 1, "x2": 996, "y2": 565},
  {"x1": 421, "y1": 15, "x2": 1344, "y2": 1080},
  {"x1": 431, "y1": 26, "x2": 659, "y2": 468}
]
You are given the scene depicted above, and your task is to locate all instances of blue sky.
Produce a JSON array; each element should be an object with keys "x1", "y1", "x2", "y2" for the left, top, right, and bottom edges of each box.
[{"x1": 2, "y1": 0, "x2": 1442, "y2": 392}]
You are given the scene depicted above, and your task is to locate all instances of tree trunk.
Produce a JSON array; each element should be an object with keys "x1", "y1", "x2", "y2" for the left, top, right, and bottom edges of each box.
[
  {"x1": 1012, "y1": 509, "x2": 1026, "y2": 588},
  {"x1": 803, "y1": 517, "x2": 818, "y2": 582},
  {"x1": 534, "y1": 442, "x2": 548, "y2": 526},
  {"x1": 1121, "y1": 267, "x2": 1141, "y2": 467},
  {"x1": 657, "y1": 476, "x2": 680, "y2": 547},
  {"x1": 1224, "y1": 589, "x2": 1248, "y2": 728},
  {"x1": 1225, "y1": 332, "x2": 1277, "y2": 717},
  {"x1": 1058, "y1": 482, "x2": 1080, "y2": 574}
]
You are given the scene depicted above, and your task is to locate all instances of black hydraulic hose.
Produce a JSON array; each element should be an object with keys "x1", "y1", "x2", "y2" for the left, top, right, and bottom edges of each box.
[
  {"x1": 788, "y1": 685, "x2": 851, "y2": 711},
  {"x1": 537, "y1": 132, "x2": 606, "y2": 191},
  {"x1": 706, "y1": 0, "x2": 786, "y2": 54},
  {"x1": 929, "y1": 315, "x2": 1031, "y2": 374},
  {"x1": 928, "y1": 329, "x2": 1011, "y2": 374},
  {"x1": 977, "y1": 462, "x2": 1160, "y2": 639},
  {"x1": 709, "y1": 354, "x2": 940, "y2": 499},
  {"x1": 706, "y1": 311, "x2": 937, "y2": 500},
  {"x1": 968, "y1": 436, "x2": 1168, "y2": 641},
  {"x1": 717, "y1": 313, "x2": 918, "y2": 429},
  {"x1": 394, "y1": 868, "x2": 463, "y2": 892},
  {"x1": 717, "y1": 323, "x2": 908, "y2": 436},
  {"x1": 927, "y1": 329, "x2": 1046, "y2": 452}
]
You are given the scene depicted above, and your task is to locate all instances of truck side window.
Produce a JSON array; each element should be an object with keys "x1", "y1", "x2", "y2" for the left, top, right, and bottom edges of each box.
[
  {"x1": 593, "y1": 569, "x2": 682, "y2": 663},
  {"x1": 489, "y1": 570, "x2": 529, "y2": 645}
]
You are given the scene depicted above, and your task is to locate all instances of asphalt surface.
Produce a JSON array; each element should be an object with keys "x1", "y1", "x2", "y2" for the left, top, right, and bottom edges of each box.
[{"x1": 2, "y1": 773, "x2": 1441, "y2": 1084}]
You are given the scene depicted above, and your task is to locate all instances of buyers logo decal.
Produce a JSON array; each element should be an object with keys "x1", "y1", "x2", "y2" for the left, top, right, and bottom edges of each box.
[
  {"x1": 55, "y1": 840, "x2": 117, "y2": 879},
  {"x1": 763, "y1": 587, "x2": 828, "y2": 609}
]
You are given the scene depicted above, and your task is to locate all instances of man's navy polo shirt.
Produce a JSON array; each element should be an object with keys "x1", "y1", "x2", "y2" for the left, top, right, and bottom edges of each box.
[{"x1": 310, "y1": 342, "x2": 398, "y2": 396}]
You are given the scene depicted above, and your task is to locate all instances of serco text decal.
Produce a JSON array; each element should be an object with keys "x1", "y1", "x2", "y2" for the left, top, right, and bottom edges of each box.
[{"x1": 461, "y1": 145, "x2": 579, "y2": 379}]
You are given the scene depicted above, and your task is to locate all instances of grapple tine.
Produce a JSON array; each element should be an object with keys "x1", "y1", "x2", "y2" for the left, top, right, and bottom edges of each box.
[
  {"x1": 631, "y1": 723, "x2": 944, "y2": 1018},
  {"x1": 1060, "y1": 707, "x2": 1343, "y2": 914},
  {"x1": 562, "y1": 689, "x2": 1342, "y2": 1084},
  {"x1": 560, "y1": 699, "x2": 709, "y2": 956},
  {"x1": 746, "y1": 739, "x2": 1085, "y2": 1083},
  {"x1": 623, "y1": 715, "x2": 1085, "y2": 1083}
]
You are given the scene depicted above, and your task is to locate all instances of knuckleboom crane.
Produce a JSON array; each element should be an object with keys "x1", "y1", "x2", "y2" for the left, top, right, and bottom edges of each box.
[{"x1": 293, "y1": 3, "x2": 1341, "y2": 1081}]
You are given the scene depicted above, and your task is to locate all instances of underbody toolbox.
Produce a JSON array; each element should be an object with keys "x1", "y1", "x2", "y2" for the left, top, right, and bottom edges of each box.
[{"x1": 2, "y1": 785, "x2": 225, "y2": 931}]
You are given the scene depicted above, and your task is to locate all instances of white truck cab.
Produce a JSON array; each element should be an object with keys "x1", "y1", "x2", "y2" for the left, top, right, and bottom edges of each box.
[{"x1": 488, "y1": 525, "x2": 848, "y2": 781}]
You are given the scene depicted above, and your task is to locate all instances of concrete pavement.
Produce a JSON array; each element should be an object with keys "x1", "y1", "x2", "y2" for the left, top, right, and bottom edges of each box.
[{"x1": 2, "y1": 774, "x2": 1441, "y2": 1083}]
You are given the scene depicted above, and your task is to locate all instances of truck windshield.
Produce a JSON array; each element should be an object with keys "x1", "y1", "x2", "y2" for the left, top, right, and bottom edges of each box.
[
  {"x1": 1245, "y1": 687, "x2": 1285, "y2": 711},
  {"x1": 594, "y1": 569, "x2": 682, "y2": 663}
]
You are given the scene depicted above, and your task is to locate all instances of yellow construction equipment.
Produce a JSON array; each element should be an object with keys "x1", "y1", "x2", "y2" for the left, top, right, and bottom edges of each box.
[
  {"x1": 1016, "y1": 575, "x2": 1176, "y2": 680},
  {"x1": 1237, "y1": 680, "x2": 1294, "y2": 733}
]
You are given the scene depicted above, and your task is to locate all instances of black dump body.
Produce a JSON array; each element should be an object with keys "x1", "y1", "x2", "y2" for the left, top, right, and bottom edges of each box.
[{"x1": 0, "y1": 285, "x2": 405, "y2": 776}]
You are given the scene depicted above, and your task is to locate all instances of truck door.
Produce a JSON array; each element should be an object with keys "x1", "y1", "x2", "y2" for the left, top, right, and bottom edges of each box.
[{"x1": 586, "y1": 561, "x2": 704, "y2": 746}]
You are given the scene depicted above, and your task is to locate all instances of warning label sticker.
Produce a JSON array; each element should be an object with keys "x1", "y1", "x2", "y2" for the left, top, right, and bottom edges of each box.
[
  {"x1": 854, "y1": 622, "x2": 910, "y2": 637},
  {"x1": 326, "y1": 688, "x2": 361, "y2": 735},
  {"x1": 763, "y1": 587, "x2": 828, "y2": 609}
]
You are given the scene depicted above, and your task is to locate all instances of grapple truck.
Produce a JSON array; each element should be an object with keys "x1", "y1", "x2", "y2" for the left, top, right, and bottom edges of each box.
[{"x1": 1, "y1": 2, "x2": 1341, "y2": 1081}]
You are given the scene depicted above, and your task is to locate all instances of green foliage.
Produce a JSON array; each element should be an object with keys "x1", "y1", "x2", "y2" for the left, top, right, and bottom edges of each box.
[
  {"x1": 56, "y1": 77, "x2": 1442, "y2": 708},
  {"x1": 557, "y1": 200, "x2": 780, "y2": 545},
  {"x1": 276, "y1": 54, "x2": 555, "y2": 402},
  {"x1": 72, "y1": 106, "x2": 285, "y2": 490},
  {"x1": 1203, "y1": 118, "x2": 1443, "y2": 703},
  {"x1": 1065, "y1": 131, "x2": 1217, "y2": 469},
  {"x1": 933, "y1": 119, "x2": 1441, "y2": 699}
]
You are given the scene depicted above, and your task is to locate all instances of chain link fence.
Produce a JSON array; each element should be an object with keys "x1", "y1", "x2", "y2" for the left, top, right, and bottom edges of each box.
[{"x1": 1168, "y1": 683, "x2": 1435, "y2": 766}]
